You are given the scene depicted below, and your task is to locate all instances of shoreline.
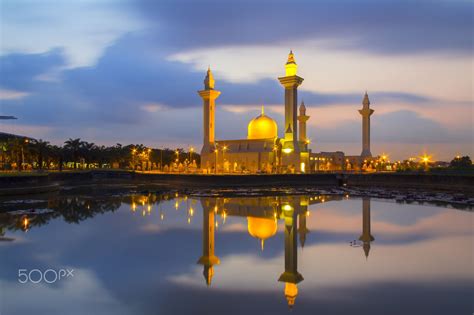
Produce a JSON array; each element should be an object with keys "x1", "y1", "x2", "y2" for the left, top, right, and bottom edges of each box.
[{"x1": 0, "y1": 170, "x2": 472, "y2": 197}]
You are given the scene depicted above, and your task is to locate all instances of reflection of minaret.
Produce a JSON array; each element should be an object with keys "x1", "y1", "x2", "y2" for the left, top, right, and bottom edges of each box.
[
  {"x1": 199, "y1": 67, "x2": 221, "y2": 162},
  {"x1": 278, "y1": 51, "x2": 303, "y2": 166},
  {"x1": 197, "y1": 200, "x2": 220, "y2": 286},
  {"x1": 359, "y1": 92, "x2": 374, "y2": 158},
  {"x1": 298, "y1": 199, "x2": 309, "y2": 248},
  {"x1": 358, "y1": 198, "x2": 375, "y2": 259},
  {"x1": 278, "y1": 204, "x2": 304, "y2": 308}
]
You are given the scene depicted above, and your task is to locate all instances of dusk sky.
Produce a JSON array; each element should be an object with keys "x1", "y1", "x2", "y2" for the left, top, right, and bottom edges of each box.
[{"x1": 0, "y1": 0, "x2": 472, "y2": 160}]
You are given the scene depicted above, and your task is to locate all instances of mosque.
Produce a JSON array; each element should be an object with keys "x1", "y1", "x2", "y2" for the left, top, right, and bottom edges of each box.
[{"x1": 198, "y1": 51, "x2": 375, "y2": 173}]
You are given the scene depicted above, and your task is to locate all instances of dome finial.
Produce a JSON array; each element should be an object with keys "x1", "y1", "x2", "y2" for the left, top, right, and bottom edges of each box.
[
  {"x1": 261, "y1": 239, "x2": 265, "y2": 251},
  {"x1": 261, "y1": 105, "x2": 265, "y2": 115}
]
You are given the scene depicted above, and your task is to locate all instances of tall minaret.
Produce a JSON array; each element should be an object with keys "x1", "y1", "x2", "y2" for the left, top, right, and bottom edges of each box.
[
  {"x1": 358, "y1": 197, "x2": 375, "y2": 259},
  {"x1": 199, "y1": 68, "x2": 221, "y2": 158},
  {"x1": 359, "y1": 92, "x2": 374, "y2": 157},
  {"x1": 278, "y1": 51, "x2": 304, "y2": 164},
  {"x1": 197, "y1": 199, "x2": 220, "y2": 286},
  {"x1": 278, "y1": 202, "x2": 304, "y2": 308},
  {"x1": 297, "y1": 101, "x2": 310, "y2": 149}
]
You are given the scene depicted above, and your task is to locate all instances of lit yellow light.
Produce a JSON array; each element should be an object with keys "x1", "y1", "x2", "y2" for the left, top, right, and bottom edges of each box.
[
  {"x1": 306, "y1": 211, "x2": 310, "y2": 217},
  {"x1": 282, "y1": 148, "x2": 293, "y2": 154},
  {"x1": 160, "y1": 213, "x2": 164, "y2": 220},
  {"x1": 22, "y1": 217, "x2": 29, "y2": 231},
  {"x1": 300, "y1": 162, "x2": 305, "y2": 173},
  {"x1": 175, "y1": 201, "x2": 179, "y2": 210},
  {"x1": 189, "y1": 207, "x2": 194, "y2": 216},
  {"x1": 187, "y1": 217, "x2": 191, "y2": 224},
  {"x1": 284, "y1": 282, "x2": 298, "y2": 307},
  {"x1": 420, "y1": 154, "x2": 432, "y2": 164},
  {"x1": 282, "y1": 204, "x2": 293, "y2": 212},
  {"x1": 132, "y1": 202, "x2": 136, "y2": 212},
  {"x1": 305, "y1": 139, "x2": 310, "y2": 144},
  {"x1": 285, "y1": 51, "x2": 298, "y2": 76},
  {"x1": 147, "y1": 204, "x2": 151, "y2": 213}
]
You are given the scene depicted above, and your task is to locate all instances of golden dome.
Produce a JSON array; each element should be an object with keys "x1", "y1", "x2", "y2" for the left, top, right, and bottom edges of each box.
[
  {"x1": 247, "y1": 216, "x2": 277, "y2": 250},
  {"x1": 247, "y1": 106, "x2": 278, "y2": 140}
]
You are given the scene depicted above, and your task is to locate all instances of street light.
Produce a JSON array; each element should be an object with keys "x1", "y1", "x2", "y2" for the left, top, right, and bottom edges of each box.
[
  {"x1": 222, "y1": 145, "x2": 228, "y2": 173},
  {"x1": 189, "y1": 147, "x2": 194, "y2": 162},
  {"x1": 214, "y1": 148, "x2": 218, "y2": 174}
]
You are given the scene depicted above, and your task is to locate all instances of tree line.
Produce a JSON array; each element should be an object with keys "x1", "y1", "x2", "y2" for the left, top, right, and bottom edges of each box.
[{"x1": 0, "y1": 137, "x2": 199, "y2": 171}]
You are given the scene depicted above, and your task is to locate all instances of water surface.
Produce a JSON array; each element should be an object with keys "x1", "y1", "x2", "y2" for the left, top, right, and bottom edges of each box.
[{"x1": 0, "y1": 192, "x2": 472, "y2": 315}]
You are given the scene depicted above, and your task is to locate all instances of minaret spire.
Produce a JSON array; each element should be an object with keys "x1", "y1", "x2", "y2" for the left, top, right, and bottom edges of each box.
[
  {"x1": 278, "y1": 51, "x2": 304, "y2": 171},
  {"x1": 359, "y1": 91, "x2": 374, "y2": 157},
  {"x1": 199, "y1": 68, "x2": 221, "y2": 173},
  {"x1": 298, "y1": 100, "x2": 310, "y2": 147}
]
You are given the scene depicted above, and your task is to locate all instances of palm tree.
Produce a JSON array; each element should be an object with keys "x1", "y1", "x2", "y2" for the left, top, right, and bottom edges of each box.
[
  {"x1": 64, "y1": 138, "x2": 84, "y2": 169},
  {"x1": 81, "y1": 141, "x2": 96, "y2": 168},
  {"x1": 30, "y1": 139, "x2": 50, "y2": 170}
]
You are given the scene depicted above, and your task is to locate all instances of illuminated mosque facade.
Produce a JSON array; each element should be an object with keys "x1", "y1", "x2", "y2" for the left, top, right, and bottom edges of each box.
[{"x1": 199, "y1": 51, "x2": 375, "y2": 173}]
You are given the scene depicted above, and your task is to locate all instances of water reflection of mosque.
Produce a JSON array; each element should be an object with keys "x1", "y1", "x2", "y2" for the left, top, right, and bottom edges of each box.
[
  {"x1": 0, "y1": 193, "x2": 375, "y2": 309},
  {"x1": 196, "y1": 195, "x2": 375, "y2": 308}
]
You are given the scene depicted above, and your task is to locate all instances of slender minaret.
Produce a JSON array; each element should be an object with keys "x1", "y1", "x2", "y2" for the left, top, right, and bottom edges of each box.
[
  {"x1": 197, "y1": 199, "x2": 220, "y2": 286},
  {"x1": 297, "y1": 197, "x2": 310, "y2": 248},
  {"x1": 278, "y1": 51, "x2": 303, "y2": 165},
  {"x1": 298, "y1": 101, "x2": 310, "y2": 149},
  {"x1": 199, "y1": 68, "x2": 221, "y2": 160},
  {"x1": 358, "y1": 197, "x2": 375, "y2": 259},
  {"x1": 359, "y1": 92, "x2": 374, "y2": 157},
  {"x1": 278, "y1": 202, "x2": 304, "y2": 308}
]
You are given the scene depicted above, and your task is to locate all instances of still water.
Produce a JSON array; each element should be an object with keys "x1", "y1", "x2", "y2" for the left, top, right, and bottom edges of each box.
[{"x1": 0, "y1": 192, "x2": 472, "y2": 315}]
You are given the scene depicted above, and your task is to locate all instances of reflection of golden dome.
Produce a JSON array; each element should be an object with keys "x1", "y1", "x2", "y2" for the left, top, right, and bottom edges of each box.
[
  {"x1": 247, "y1": 216, "x2": 277, "y2": 250},
  {"x1": 247, "y1": 106, "x2": 278, "y2": 140},
  {"x1": 284, "y1": 282, "x2": 298, "y2": 308}
]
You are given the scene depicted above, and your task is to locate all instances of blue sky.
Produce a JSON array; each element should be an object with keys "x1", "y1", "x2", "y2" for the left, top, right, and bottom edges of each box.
[{"x1": 0, "y1": 0, "x2": 472, "y2": 160}]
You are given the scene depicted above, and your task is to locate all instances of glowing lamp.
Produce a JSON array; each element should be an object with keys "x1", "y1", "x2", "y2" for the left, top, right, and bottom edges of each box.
[{"x1": 282, "y1": 148, "x2": 293, "y2": 154}]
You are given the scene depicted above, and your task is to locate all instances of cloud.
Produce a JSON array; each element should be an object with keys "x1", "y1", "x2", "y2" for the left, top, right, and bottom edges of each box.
[
  {"x1": 0, "y1": 48, "x2": 65, "y2": 90},
  {"x1": 135, "y1": 0, "x2": 473, "y2": 55},
  {"x1": 0, "y1": 88, "x2": 29, "y2": 100},
  {"x1": 0, "y1": 0, "x2": 144, "y2": 68}
]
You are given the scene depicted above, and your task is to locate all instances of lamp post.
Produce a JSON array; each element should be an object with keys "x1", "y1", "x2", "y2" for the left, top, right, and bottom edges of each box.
[
  {"x1": 160, "y1": 148, "x2": 163, "y2": 172},
  {"x1": 189, "y1": 147, "x2": 194, "y2": 162},
  {"x1": 176, "y1": 149, "x2": 180, "y2": 173},
  {"x1": 131, "y1": 148, "x2": 137, "y2": 170},
  {"x1": 214, "y1": 142, "x2": 219, "y2": 174},
  {"x1": 222, "y1": 145, "x2": 228, "y2": 173}
]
